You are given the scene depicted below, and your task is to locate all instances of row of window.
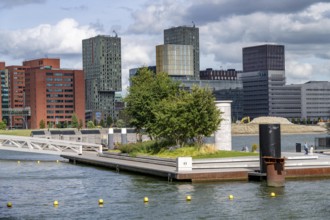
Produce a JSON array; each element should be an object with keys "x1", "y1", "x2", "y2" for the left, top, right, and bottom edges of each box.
[
  {"x1": 47, "y1": 110, "x2": 74, "y2": 114},
  {"x1": 46, "y1": 89, "x2": 73, "y2": 92},
  {"x1": 46, "y1": 83, "x2": 73, "y2": 87},
  {"x1": 46, "y1": 105, "x2": 74, "y2": 108},
  {"x1": 46, "y1": 73, "x2": 73, "y2": 76}
]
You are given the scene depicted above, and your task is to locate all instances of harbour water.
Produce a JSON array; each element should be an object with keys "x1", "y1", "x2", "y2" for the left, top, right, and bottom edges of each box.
[{"x1": 1, "y1": 133, "x2": 330, "y2": 219}]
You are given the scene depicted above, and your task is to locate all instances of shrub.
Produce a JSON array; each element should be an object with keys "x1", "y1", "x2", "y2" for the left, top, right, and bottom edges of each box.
[{"x1": 251, "y1": 144, "x2": 258, "y2": 152}]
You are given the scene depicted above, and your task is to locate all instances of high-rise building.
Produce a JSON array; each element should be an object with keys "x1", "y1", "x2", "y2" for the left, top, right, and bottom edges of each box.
[
  {"x1": 23, "y1": 58, "x2": 85, "y2": 129},
  {"x1": 82, "y1": 35, "x2": 121, "y2": 122},
  {"x1": 0, "y1": 62, "x2": 7, "y2": 122},
  {"x1": 241, "y1": 44, "x2": 286, "y2": 118},
  {"x1": 156, "y1": 44, "x2": 194, "y2": 77},
  {"x1": 164, "y1": 26, "x2": 199, "y2": 79}
]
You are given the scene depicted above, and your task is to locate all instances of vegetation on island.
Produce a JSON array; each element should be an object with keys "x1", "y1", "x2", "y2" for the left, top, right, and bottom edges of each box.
[{"x1": 124, "y1": 67, "x2": 222, "y2": 148}]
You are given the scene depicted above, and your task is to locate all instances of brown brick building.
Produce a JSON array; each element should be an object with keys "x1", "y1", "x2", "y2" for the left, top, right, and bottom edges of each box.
[
  {"x1": 22, "y1": 58, "x2": 85, "y2": 129},
  {"x1": 6, "y1": 65, "x2": 29, "y2": 128}
]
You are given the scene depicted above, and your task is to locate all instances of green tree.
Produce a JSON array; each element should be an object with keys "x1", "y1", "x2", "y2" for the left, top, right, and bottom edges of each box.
[
  {"x1": 78, "y1": 119, "x2": 84, "y2": 130},
  {"x1": 150, "y1": 86, "x2": 222, "y2": 147},
  {"x1": 71, "y1": 113, "x2": 79, "y2": 128},
  {"x1": 116, "y1": 119, "x2": 125, "y2": 128},
  {"x1": 307, "y1": 117, "x2": 311, "y2": 125},
  {"x1": 99, "y1": 119, "x2": 105, "y2": 128},
  {"x1": 63, "y1": 121, "x2": 68, "y2": 128},
  {"x1": 87, "y1": 120, "x2": 95, "y2": 128},
  {"x1": 302, "y1": 118, "x2": 306, "y2": 125},
  {"x1": 0, "y1": 121, "x2": 6, "y2": 130},
  {"x1": 94, "y1": 119, "x2": 98, "y2": 127},
  {"x1": 106, "y1": 116, "x2": 113, "y2": 127},
  {"x1": 39, "y1": 119, "x2": 45, "y2": 129},
  {"x1": 125, "y1": 67, "x2": 180, "y2": 137}
]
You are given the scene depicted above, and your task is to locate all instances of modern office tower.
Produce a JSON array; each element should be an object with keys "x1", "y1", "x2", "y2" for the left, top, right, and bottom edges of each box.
[
  {"x1": 23, "y1": 58, "x2": 85, "y2": 129},
  {"x1": 241, "y1": 44, "x2": 286, "y2": 118},
  {"x1": 164, "y1": 26, "x2": 199, "y2": 79},
  {"x1": 156, "y1": 44, "x2": 194, "y2": 77},
  {"x1": 6, "y1": 65, "x2": 29, "y2": 128},
  {"x1": 82, "y1": 35, "x2": 121, "y2": 122}
]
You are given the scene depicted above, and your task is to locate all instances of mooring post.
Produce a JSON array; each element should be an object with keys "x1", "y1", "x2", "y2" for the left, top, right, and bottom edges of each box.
[{"x1": 79, "y1": 145, "x2": 82, "y2": 155}]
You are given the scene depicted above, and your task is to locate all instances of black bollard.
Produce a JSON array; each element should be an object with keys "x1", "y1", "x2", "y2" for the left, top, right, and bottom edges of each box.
[{"x1": 259, "y1": 124, "x2": 281, "y2": 173}]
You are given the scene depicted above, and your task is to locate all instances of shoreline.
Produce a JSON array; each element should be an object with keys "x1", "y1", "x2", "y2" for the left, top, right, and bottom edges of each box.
[{"x1": 232, "y1": 131, "x2": 328, "y2": 136}]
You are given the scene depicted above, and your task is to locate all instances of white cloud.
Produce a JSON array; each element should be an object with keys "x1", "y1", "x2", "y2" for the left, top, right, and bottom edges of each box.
[{"x1": 0, "y1": 18, "x2": 100, "y2": 63}]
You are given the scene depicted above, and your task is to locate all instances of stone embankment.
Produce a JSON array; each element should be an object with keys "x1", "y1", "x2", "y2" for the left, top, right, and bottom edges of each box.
[{"x1": 232, "y1": 116, "x2": 327, "y2": 135}]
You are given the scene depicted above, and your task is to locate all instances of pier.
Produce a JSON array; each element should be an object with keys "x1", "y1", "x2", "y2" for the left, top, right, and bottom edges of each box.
[{"x1": 61, "y1": 152, "x2": 330, "y2": 182}]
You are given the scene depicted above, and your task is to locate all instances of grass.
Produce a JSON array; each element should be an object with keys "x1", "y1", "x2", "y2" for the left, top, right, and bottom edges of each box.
[
  {"x1": 115, "y1": 141, "x2": 258, "y2": 159},
  {"x1": 0, "y1": 129, "x2": 33, "y2": 136}
]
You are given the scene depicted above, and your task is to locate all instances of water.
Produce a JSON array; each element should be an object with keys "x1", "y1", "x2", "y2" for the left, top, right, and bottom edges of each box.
[
  {"x1": 1, "y1": 134, "x2": 330, "y2": 219},
  {"x1": 232, "y1": 133, "x2": 328, "y2": 151}
]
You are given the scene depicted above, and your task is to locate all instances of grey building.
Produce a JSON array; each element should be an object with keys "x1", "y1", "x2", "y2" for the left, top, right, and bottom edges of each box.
[
  {"x1": 241, "y1": 44, "x2": 286, "y2": 118},
  {"x1": 82, "y1": 35, "x2": 121, "y2": 122},
  {"x1": 179, "y1": 69, "x2": 243, "y2": 121},
  {"x1": 301, "y1": 81, "x2": 330, "y2": 120},
  {"x1": 164, "y1": 26, "x2": 200, "y2": 79}
]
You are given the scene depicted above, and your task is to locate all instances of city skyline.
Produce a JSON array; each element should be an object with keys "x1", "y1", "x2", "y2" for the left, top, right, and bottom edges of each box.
[{"x1": 1, "y1": 0, "x2": 330, "y2": 92}]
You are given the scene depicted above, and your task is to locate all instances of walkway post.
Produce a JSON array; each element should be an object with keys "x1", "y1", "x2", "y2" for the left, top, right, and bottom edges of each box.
[
  {"x1": 121, "y1": 128, "x2": 127, "y2": 145},
  {"x1": 108, "y1": 128, "x2": 114, "y2": 149}
]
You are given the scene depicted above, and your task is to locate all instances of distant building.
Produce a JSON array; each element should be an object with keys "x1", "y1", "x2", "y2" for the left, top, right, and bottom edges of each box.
[
  {"x1": 82, "y1": 35, "x2": 122, "y2": 122},
  {"x1": 23, "y1": 58, "x2": 85, "y2": 129},
  {"x1": 178, "y1": 68, "x2": 244, "y2": 121},
  {"x1": 156, "y1": 44, "x2": 194, "y2": 77},
  {"x1": 300, "y1": 81, "x2": 330, "y2": 120},
  {"x1": 0, "y1": 62, "x2": 8, "y2": 122},
  {"x1": 164, "y1": 26, "x2": 200, "y2": 79},
  {"x1": 6, "y1": 65, "x2": 29, "y2": 128},
  {"x1": 241, "y1": 44, "x2": 286, "y2": 118}
]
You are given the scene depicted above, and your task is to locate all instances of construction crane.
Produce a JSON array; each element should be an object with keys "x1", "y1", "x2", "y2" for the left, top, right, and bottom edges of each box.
[{"x1": 240, "y1": 116, "x2": 250, "y2": 124}]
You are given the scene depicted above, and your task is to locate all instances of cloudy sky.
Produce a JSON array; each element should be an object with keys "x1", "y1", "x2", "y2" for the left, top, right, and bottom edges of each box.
[{"x1": 1, "y1": 0, "x2": 330, "y2": 91}]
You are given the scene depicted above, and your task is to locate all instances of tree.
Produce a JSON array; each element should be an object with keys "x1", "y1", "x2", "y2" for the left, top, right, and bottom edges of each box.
[
  {"x1": 39, "y1": 119, "x2": 45, "y2": 129},
  {"x1": 63, "y1": 121, "x2": 68, "y2": 128},
  {"x1": 87, "y1": 121, "x2": 95, "y2": 128},
  {"x1": 106, "y1": 116, "x2": 113, "y2": 127},
  {"x1": 150, "y1": 86, "x2": 222, "y2": 147},
  {"x1": 71, "y1": 113, "x2": 79, "y2": 128},
  {"x1": 125, "y1": 67, "x2": 180, "y2": 137},
  {"x1": 78, "y1": 119, "x2": 84, "y2": 130},
  {"x1": 0, "y1": 121, "x2": 6, "y2": 130},
  {"x1": 99, "y1": 119, "x2": 105, "y2": 128},
  {"x1": 116, "y1": 119, "x2": 125, "y2": 128}
]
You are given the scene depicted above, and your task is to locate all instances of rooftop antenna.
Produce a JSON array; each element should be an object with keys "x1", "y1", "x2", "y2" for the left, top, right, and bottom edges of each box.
[
  {"x1": 192, "y1": 21, "x2": 195, "y2": 27},
  {"x1": 113, "y1": 30, "x2": 118, "y2": 37}
]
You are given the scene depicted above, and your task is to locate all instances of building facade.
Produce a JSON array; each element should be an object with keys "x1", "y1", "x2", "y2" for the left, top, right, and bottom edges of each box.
[
  {"x1": 164, "y1": 26, "x2": 200, "y2": 79},
  {"x1": 241, "y1": 44, "x2": 286, "y2": 118},
  {"x1": 301, "y1": 81, "x2": 330, "y2": 120},
  {"x1": 23, "y1": 58, "x2": 85, "y2": 129},
  {"x1": 156, "y1": 44, "x2": 194, "y2": 77},
  {"x1": 6, "y1": 65, "x2": 29, "y2": 128},
  {"x1": 178, "y1": 76, "x2": 243, "y2": 121},
  {"x1": 82, "y1": 35, "x2": 122, "y2": 122}
]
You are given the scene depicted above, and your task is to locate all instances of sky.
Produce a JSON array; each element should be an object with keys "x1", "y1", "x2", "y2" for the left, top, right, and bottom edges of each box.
[{"x1": 1, "y1": 0, "x2": 330, "y2": 92}]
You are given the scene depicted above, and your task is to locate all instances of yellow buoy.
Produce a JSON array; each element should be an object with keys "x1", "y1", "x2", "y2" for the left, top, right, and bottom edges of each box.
[
  {"x1": 228, "y1": 195, "x2": 234, "y2": 200},
  {"x1": 17, "y1": 161, "x2": 20, "y2": 164},
  {"x1": 186, "y1": 195, "x2": 192, "y2": 201},
  {"x1": 7, "y1": 202, "x2": 12, "y2": 208},
  {"x1": 37, "y1": 161, "x2": 40, "y2": 164},
  {"x1": 56, "y1": 160, "x2": 59, "y2": 163},
  {"x1": 143, "y1": 197, "x2": 149, "y2": 203},
  {"x1": 98, "y1": 199, "x2": 104, "y2": 205},
  {"x1": 53, "y1": 200, "x2": 59, "y2": 206},
  {"x1": 271, "y1": 192, "x2": 276, "y2": 197}
]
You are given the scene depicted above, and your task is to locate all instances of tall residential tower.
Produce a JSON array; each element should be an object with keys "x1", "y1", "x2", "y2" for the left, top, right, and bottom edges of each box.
[{"x1": 82, "y1": 35, "x2": 122, "y2": 122}]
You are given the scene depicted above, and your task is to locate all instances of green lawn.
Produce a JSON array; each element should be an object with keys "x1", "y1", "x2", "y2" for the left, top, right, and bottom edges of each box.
[{"x1": 0, "y1": 129, "x2": 33, "y2": 137}]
